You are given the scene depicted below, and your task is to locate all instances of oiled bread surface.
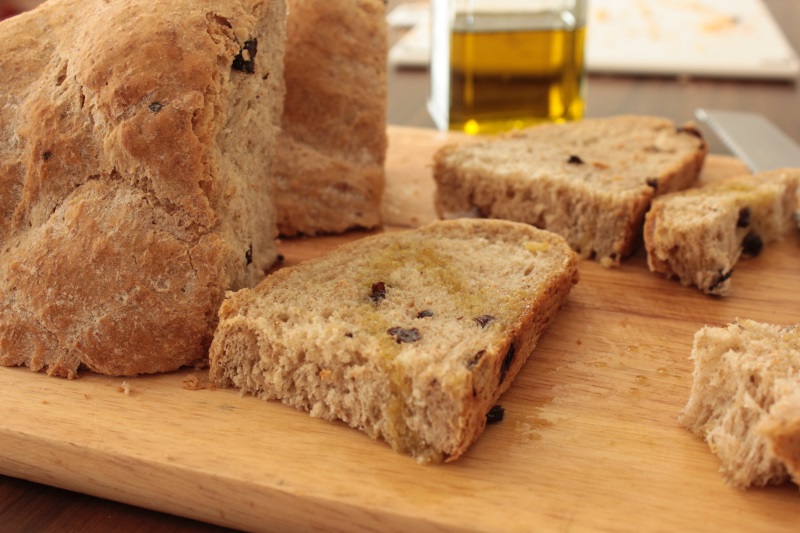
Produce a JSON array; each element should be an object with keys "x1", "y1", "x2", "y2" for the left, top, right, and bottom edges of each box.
[{"x1": 210, "y1": 219, "x2": 579, "y2": 462}]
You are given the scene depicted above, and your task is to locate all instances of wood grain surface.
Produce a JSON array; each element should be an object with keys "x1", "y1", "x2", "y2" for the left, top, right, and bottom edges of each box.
[{"x1": 2, "y1": 126, "x2": 800, "y2": 532}]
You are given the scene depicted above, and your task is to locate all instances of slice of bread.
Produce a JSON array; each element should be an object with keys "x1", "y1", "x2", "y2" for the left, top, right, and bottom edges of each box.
[
  {"x1": 0, "y1": 0, "x2": 286, "y2": 377},
  {"x1": 274, "y1": 0, "x2": 387, "y2": 236},
  {"x1": 433, "y1": 115, "x2": 707, "y2": 266},
  {"x1": 209, "y1": 219, "x2": 579, "y2": 462},
  {"x1": 644, "y1": 169, "x2": 799, "y2": 295},
  {"x1": 680, "y1": 319, "x2": 800, "y2": 489}
]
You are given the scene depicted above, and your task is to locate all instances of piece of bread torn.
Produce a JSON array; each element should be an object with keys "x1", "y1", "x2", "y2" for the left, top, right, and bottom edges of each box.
[{"x1": 681, "y1": 319, "x2": 800, "y2": 489}]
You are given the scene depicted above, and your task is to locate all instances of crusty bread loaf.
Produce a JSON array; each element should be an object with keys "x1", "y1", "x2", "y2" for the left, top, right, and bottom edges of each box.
[
  {"x1": 433, "y1": 115, "x2": 708, "y2": 266},
  {"x1": 644, "y1": 169, "x2": 799, "y2": 295},
  {"x1": 0, "y1": 0, "x2": 286, "y2": 377},
  {"x1": 209, "y1": 219, "x2": 579, "y2": 462},
  {"x1": 681, "y1": 319, "x2": 800, "y2": 489},
  {"x1": 274, "y1": 0, "x2": 387, "y2": 236}
]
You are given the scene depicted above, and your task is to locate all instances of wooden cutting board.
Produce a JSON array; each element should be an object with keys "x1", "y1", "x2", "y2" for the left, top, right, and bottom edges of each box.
[{"x1": 2, "y1": 126, "x2": 799, "y2": 532}]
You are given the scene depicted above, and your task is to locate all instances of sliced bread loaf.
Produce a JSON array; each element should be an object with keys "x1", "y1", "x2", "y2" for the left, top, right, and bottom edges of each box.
[
  {"x1": 209, "y1": 219, "x2": 579, "y2": 462},
  {"x1": 680, "y1": 319, "x2": 800, "y2": 489},
  {"x1": 644, "y1": 169, "x2": 799, "y2": 295},
  {"x1": 433, "y1": 115, "x2": 707, "y2": 266},
  {"x1": 0, "y1": 0, "x2": 286, "y2": 377},
  {"x1": 274, "y1": 0, "x2": 387, "y2": 236}
]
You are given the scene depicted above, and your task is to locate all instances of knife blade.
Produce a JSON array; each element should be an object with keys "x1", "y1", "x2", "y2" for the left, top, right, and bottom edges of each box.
[{"x1": 695, "y1": 109, "x2": 800, "y2": 173}]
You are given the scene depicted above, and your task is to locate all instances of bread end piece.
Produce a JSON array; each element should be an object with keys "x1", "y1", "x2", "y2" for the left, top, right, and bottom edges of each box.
[{"x1": 274, "y1": 0, "x2": 387, "y2": 236}]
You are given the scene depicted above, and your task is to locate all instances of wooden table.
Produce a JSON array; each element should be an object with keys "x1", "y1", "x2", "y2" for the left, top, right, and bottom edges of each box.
[{"x1": 2, "y1": 1, "x2": 800, "y2": 531}]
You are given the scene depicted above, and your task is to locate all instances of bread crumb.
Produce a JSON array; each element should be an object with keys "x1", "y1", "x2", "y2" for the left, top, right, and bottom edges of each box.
[
  {"x1": 182, "y1": 373, "x2": 207, "y2": 390},
  {"x1": 599, "y1": 256, "x2": 615, "y2": 268},
  {"x1": 524, "y1": 241, "x2": 549, "y2": 253},
  {"x1": 118, "y1": 381, "x2": 131, "y2": 395},
  {"x1": 42, "y1": 400, "x2": 49, "y2": 405},
  {"x1": 319, "y1": 369, "x2": 332, "y2": 380},
  {"x1": 83, "y1": 393, "x2": 90, "y2": 400}
]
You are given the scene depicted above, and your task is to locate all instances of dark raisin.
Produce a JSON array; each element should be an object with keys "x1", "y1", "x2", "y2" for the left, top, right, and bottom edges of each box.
[
  {"x1": 567, "y1": 155, "x2": 584, "y2": 165},
  {"x1": 709, "y1": 269, "x2": 734, "y2": 292},
  {"x1": 474, "y1": 315, "x2": 495, "y2": 328},
  {"x1": 148, "y1": 102, "x2": 163, "y2": 113},
  {"x1": 345, "y1": 333, "x2": 353, "y2": 338},
  {"x1": 741, "y1": 232, "x2": 763, "y2": 257},
  {"x1": 276, "y1": 254, "x2": 285, "y2": 262},
  {"x1": 387, "y1": 327, "x2": 421, "y2": 344},
  {"x1": 42, "y1": 151, "x2": 52, "y2": 161},
  {"x1": 466, "y1": 350, "x2": 485, "y2": 370},
  {"x1": 486, "y1": 405, "x2": 505, "y2": 424},
  {"x1": 737, "y1": 207, "x2": 751, "y2": 228},
  {"x1": 245, "y1": 244, "x2": 253, "y2": 266},
  {"x1": 370, "y1": 281, "x2": 386, "y2": 303},
  {"x1": 232, "y1": 39, "x2": 258, "y2": 73},
  {"x1": 499, "y1": 343, "x2": 515, "y2": 384},
  {"x1": 646, "y1": 177, "x2": 659, "y2": 190},
  {"x1": 416, "y1": 310, "x2": 434, "y2": 319}
]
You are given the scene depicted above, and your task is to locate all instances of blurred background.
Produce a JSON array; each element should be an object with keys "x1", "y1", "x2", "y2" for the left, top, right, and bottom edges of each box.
[{"x1": 3, "y1": 0, "x2": 798, "y2": 154}]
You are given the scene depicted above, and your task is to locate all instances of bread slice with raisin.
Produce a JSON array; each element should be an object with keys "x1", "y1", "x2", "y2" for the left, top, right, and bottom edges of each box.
[
  {"x1": 680, "y1": 319, "x2": 800, "y2": 489},
  {"x1": 209, "y1": 219, "x2": 579, "y2": 462},
  {"x1": 0, "y1": 0, "x2": 286, "y2": 377},
  {"x1": 644, "y1": 169, "x2": 799, "y2": 296},
  {"x1": 274, "y1": 0, "x2": 387, "y2": 236},
  {"x1": 433, "y1": 115, "x2": 708, "y2": 266}
]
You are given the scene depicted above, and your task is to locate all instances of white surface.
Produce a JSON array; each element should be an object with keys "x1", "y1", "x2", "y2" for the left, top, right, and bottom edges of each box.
[
  {"x1": 389, "y1": 0, "x2": 800, "y2": 79},
  {"x1": 587, "y1": 0, "x2": 799, "y2": 79}
]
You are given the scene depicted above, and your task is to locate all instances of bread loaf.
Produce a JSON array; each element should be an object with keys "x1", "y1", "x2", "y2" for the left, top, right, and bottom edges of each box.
[
  {"x1": 0, "y1": 0, "x2": 286, "y2": 377},
  {"x1": 681, "y1": 319, "x2": 800, "y2": 489},
  {"x1": 274, "y1": 0, "x2": 387, "y2": 236},
  {"x1": 209, "y1": 219, "x2": 579, "y2": 462},
  {"x1": 433, "y1": 115, "x2": 708, "y2": 266},
  {"x1": 644, "y1": 169, "x2": 799, "y2": 295}
]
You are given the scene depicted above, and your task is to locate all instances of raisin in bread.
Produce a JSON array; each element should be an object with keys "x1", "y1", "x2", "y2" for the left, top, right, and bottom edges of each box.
[
  {"x1": 274, "y1": 0, "x2": 387, "y2": 236},
  {"x1": 433, "y1": 115, "x2": 708, "y2": 266},
  {"x1": 681, "y1": 319, "x2": 800, "y2": 489},
  {"x1": 209, "y1": 219, "x2": 579, "y2": 462},
  {"x1": 644, "y1": 169, "x2": 799, "y2": 296},
  {"x1": 0, "y1": 0, "x2": 286, "y2": 377}
]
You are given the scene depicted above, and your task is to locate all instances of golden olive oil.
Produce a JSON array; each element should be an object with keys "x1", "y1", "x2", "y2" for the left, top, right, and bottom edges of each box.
[{"x1": 448, "y1": 14, "x2": 586, "y2": 135}]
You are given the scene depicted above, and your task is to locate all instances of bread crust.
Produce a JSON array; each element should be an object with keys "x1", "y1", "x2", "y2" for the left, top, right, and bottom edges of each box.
[
  {"x1": 0, "y1": 0, "x2": 286, "y2": 377},
  {"x1": 274, "y1": 0, "x2": 387, "y2": 236},
  {"x1": 209, "y1": 219, "x2": 578, "y2": 462}
]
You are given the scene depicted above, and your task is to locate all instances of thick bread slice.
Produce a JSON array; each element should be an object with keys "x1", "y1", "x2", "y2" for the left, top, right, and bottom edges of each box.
[
  {"x1": 433, "y1": 115, "x2": 707, "y2": 266},
  {"x1": 681, "y1": 319, "x2": 800, "y2": 489},
  {"x1": 274, "y1": 0, "x2": 387, "y2": 236},
  {"x1": 209, "y1": 219, "x2": 579, "y2": 462},
  {"x1": 644, "y1": 169, "x2": 799, "y2": 296},
  {"x1": 0, "y1": 0, "x2": 286, "y2": 377}
]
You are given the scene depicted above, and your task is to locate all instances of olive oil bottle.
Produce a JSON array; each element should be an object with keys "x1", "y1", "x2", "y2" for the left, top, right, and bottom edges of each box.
[{"x1": 429, "y1": 2, "x2": 587, "y2": 135}]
